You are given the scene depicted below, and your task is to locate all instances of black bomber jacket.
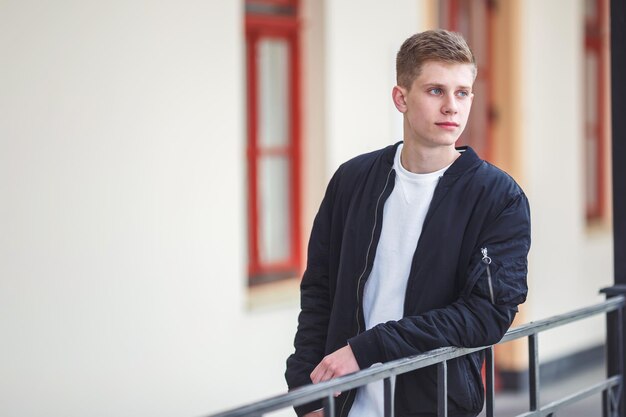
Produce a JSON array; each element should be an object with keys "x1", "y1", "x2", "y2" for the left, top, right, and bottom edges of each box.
[{"x1": 285, "y1": 142, "x2": 531, "y2": 417}]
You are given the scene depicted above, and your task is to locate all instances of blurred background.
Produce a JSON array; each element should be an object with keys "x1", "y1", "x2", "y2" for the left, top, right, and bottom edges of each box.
[{"x1": 0, "y1": 0, "x2": 614, "y2": 416}]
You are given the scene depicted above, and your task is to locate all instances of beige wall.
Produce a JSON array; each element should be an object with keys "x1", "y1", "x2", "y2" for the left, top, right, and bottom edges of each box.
[
  {"x1": 323, "y1": 0, "x2": 424, "y2": 176},
  {"x1": 520, "y1": 0, "x2": 613, "y2": 362},
  {"x1": 301, "y1": 0, "x2": 327, "y2": 264},
  {"x1": 0, "y1": 1, "x2": 258, "y2": 415}
]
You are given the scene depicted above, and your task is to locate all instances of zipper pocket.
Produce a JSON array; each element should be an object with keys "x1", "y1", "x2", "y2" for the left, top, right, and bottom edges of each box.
[{"x1": 481, "y1": 247, "x2": 495, "y2": 304}]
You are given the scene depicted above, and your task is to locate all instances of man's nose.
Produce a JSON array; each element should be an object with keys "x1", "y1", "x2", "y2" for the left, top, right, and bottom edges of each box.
[{"x1": 442, "y1": 94, "x2": 458, "y2": 114}]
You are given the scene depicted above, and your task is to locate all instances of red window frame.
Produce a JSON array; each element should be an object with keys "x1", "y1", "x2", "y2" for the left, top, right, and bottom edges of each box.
[
  {"x1": 584, "y1": 0, "x2": 608, "y2": 220},
  {"x1": 245, "y1": 3, "x2": 302, "y2": 284},
  {"x1": 439, "y1": 0, "x2": 496, "y2": 161}
]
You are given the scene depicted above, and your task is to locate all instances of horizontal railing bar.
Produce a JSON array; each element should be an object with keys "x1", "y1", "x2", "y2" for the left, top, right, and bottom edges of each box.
[
  {"x1": 501, "y1": 295, "x2": 624, "y2": 343},
  {"x1": 209, "y1": 346, "x2": 485, "y2": 416},
  {"x1": 514, "y1": 375, "x2": 622, "y2": 417},
  {"x1": 208, "y1": 296, "x2": 625, "y2": 417}
]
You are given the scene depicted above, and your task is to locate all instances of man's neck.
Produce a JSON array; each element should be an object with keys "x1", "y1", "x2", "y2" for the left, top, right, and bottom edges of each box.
[{"x1": 400, "y1": 142, "x2": 460, "y2": 174}]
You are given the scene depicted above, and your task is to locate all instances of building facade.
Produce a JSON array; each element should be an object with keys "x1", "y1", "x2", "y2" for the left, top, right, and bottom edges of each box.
[{"x1": 0, "y1": 0, "x2": 612, "y2": 416}]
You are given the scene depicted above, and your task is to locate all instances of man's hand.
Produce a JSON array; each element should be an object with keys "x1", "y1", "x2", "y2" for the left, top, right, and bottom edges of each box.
[
  {"x1": 303, "y1": 411, "x2": 324, "y2": 417},
  {"x1": 310, "y1": 344, "x2": 360, "y2": 384}
]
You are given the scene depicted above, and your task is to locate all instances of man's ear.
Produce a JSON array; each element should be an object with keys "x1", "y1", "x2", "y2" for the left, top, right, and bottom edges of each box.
[{"x1": 392, "y1": 86, "x2": 408, "y2": 113}]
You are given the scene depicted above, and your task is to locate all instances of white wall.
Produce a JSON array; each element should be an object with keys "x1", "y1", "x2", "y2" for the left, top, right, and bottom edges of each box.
[
  {"x1": 0, "y1": 1, "x2": 291, "y2": 415},
  {"x1": 521, "y1": 0, "x2": 613, "y2": 362},
  {"x1": 301, "y1": 0, "x2": 328, "y2": 254},
  {"x1": 324, "y1": 0, "x2": 424, "y2": 176}
]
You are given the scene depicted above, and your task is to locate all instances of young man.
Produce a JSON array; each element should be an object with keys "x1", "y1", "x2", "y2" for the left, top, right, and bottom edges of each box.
[{"x1": 285, "y1": 29, "x2": 531, "y2": 417}]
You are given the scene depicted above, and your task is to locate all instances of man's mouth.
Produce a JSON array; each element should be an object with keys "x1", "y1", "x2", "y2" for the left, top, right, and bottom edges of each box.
[{"x1": 435, "y1": 122, "x2": 460, "y2": 127}]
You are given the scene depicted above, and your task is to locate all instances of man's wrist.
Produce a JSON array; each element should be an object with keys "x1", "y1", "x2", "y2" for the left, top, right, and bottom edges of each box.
[{"x1": 348, "y1": 329, "x2": 384, "y2": 369}]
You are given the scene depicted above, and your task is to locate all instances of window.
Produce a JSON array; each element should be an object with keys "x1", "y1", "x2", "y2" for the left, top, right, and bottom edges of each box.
[
  {"x1": 439, "y1": 0, "x2": 495, "y2": 161},
  {"x1": 245, "y1": 0, "x2": 301, "y2": 284},
  {"x1": 584, "y1": 0, "x2": 608, "y2": 220}
]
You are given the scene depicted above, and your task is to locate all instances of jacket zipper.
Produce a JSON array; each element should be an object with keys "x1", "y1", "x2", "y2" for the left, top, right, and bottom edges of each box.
[
  {"x1": 481, "y1": 247, "x2": 495, "y2": 304},
  {"x1": 354, "y1": 167, "x2": 394, "y2": 335},
  {"x1": 339, "y1": 167, "x2": 394, "y2": 417}
]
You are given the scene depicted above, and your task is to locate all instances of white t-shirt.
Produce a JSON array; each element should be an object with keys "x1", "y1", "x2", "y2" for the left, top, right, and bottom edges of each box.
[{"x1": 348, "y1": 144, "x2": 452, "y2": 417}]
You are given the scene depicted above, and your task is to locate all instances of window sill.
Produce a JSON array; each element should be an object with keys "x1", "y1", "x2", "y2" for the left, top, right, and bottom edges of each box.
[
  {"x1": 585, "y1": 217, "x2": 612, "y2": 236},
  {"x1": 246, "y1": 276, "x2": 300, "y2": 312}
]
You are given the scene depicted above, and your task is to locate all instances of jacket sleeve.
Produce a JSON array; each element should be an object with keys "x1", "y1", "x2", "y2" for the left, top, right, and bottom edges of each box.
[
  {"x1": 348, "y1": 191, "x2": 531, "y2": 368},
  {"x1": 285, "y1": 169, "x2": 341, "y2": 416}
]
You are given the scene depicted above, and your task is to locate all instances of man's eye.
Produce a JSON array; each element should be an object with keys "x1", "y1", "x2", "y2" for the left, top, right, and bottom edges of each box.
[
  {"x1": 429, "y1": 88, "x2": 443, "y2": 95},
  {"x1": 457, "y1": 90, "x2": 469, "y2": 97}
]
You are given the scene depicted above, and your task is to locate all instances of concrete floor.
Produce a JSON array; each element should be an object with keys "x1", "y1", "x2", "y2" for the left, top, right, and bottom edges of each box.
[{"x1": 478, "y1": 363, "x2": 608, "y2": 417}]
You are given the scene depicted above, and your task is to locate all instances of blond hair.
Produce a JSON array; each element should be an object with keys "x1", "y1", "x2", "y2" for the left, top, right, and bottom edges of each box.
[{"x1": 396, "y1": 29, "x2": 477, "y2": 89}]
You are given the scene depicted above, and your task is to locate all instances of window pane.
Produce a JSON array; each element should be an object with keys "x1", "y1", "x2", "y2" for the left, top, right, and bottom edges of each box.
[
  {"x1": 468, "y1": 77, "x2": 488, "y2": 155},
  {"x1": 258, "y1": 156, "x2": 291, "y2": 264},
  {"x1": 585, "y1": 53, "x2": 598, "y2": 125},
  {"x1": 586, "y1": 137, "x2": 598, "y2": 210},
  {"x1": 469, "y1": 1, "x2": 487, "y2": 68},
  {"x1": 585, "y1": 52, "x2": 599, "y2": 213},
  {"x1": 585, "y1": 0, "x2": 597, "y2": 20},
  {"x1": 258, "y1": 39, "x2": 290, "y2": 148},
  {"x1": 457, "y1": 1, "x2": 471, "y2": 39}
]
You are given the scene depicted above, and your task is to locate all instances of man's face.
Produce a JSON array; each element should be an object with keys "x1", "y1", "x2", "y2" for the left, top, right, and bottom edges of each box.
[{"x1": 394, "y1": 61, "x2": 475, "y2": 149}]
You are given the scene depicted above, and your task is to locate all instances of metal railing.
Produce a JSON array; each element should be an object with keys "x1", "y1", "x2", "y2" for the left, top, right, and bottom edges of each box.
[{"x1": 209, "y1": 295, "x2": 625, "y2": 417}]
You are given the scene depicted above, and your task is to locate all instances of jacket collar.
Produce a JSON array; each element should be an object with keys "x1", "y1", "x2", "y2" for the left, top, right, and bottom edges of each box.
[
  {"x1": 384, "y1": 141, "x2": 483, "y2": 176},
  {"x1": 446, "y1": 146, "x2": 482, "y2": 177}
]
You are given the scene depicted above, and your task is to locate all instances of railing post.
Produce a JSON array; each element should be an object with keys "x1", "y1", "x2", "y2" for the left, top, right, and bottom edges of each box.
[
  {"x1": 610, "y1": 0, "x2": 626, "y2": 410},
  {"x1": 437, "y1": 361, "x2": 448, "y2": 417},
  {"x1": 485, "y1": 347, "x2": 495, "y2": 417},
  {"x1": 323, "y1": 394, "x2": 336, "y2": 417},
  {"x1": 528, "y1": 334, "x2": 540, "y2": 412},
  {"x1": 611, "y1": 0, "x2": 626, "y2": 292},
  {"x1": 601, "y1": 287, "x2": 626, "y2": 417},
  {"x1": 384, "y1": 376, "x2": 396, "y2": 417}
]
